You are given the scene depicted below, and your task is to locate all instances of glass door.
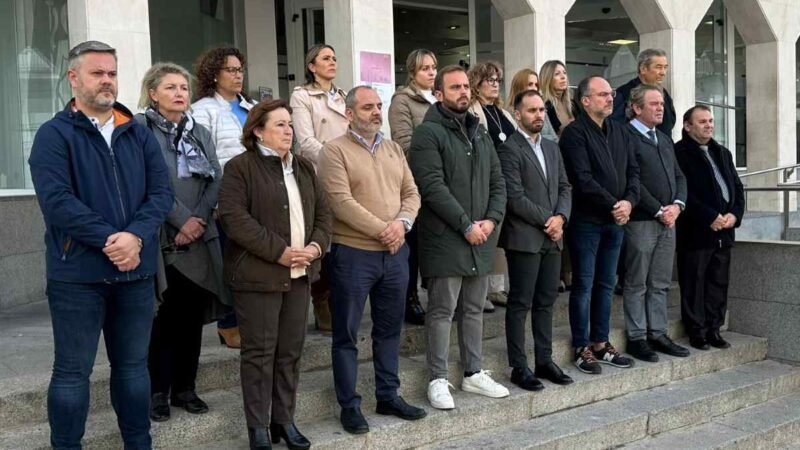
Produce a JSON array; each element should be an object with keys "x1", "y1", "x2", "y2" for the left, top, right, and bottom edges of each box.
[{"x1": 285, "y1": 0, "x2": 324, "y2": 91}]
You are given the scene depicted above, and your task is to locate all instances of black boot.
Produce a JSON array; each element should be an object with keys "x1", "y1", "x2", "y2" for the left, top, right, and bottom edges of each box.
[
  {"x1": 247, "y1": 427, "x2": 271, "y2": 450},
  {"x1": 270, "y1": 422, "x2": 310, "y2": 450},
  {"x1": 149, "y1": 392, "x2": 170, "y2": 422},
  {"x1": 405, "y1": 291, "x2": 425, "y2": 325}
]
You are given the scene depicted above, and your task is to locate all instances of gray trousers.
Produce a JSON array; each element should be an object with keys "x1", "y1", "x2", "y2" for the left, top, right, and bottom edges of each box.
[
  {"x1": 426, "y1": 276, "x2": 489, "y2": 380},
  {"x1": 622, "y1": 220, "x2": 675, "y2": 341}
]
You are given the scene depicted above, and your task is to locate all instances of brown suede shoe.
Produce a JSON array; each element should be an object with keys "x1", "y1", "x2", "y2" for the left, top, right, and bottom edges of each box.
[
  {"x1": 217, "y1": 326, "x2": 241, "y2": 349},
  {"x1": 314, "y1": 298, "x2": 333, "y2": 332}
]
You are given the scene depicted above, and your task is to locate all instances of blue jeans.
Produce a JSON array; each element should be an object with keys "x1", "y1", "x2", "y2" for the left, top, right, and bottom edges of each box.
[
  {"x1": 567, "y1": 220, "x2": 624, "y2": 348},
  {"x1": 47, "y1": 278, "x2": 156, "y2": 450},
  {"x1": 328, "y1": 243, "x2": 408, "y2": 408}
]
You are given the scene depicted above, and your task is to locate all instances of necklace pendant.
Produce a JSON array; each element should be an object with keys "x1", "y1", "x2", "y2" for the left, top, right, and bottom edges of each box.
[{"x1": 498, "y1": 132, "x2": 507, "y2": 142}]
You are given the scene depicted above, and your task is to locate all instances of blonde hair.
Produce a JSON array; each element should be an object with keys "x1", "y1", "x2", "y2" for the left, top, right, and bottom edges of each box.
[
  {"x1": 405, "y1": 49, "x2": 437, "y2": 87},
  {"x1": 539, "y1": 60, "x2": 572, "y2": 112},
  {"x1": 507, "y1": 68, "x2": 538, "y2": 112},
  {"x1": 468, "y1": 61, "x2": 504, "y2": 107},
  {"x1": 138, "y1": 62, "x2": 192, "y2": 110}
]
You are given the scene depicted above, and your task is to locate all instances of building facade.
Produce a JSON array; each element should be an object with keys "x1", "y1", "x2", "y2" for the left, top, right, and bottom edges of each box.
[{"x1": 1, "y1": 0, "x2": 799, "y2": 310}]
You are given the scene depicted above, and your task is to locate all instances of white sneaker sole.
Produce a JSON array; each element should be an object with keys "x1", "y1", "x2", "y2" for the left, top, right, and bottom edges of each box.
[
  {"x1": 429, "y1": 397, "x2": 455, "y2": 410},
  {"x1": 461, "y1": 383, "x2": 510, "y2": 398}
]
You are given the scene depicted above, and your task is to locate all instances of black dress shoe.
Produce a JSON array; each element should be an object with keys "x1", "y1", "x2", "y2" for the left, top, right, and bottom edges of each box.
[
  {"x1": 706, "y1": 330, "x2": 731, "y2": 349},
  {"x1": 247, "y1": 427, "x2": 271, "y2": 450},
  {"x1": 510, "y1": 367, "x2": 545, "y2": 391},
  {"x1": 405, "y1": 292, "x2": 425, "y2": 326},
  {"x1": 376, "y1": 396, "x2": 427, "y2": 420},
  {"x1": 171, "y1": 390, "x2": 209, "y2": 414},
  {"x1": 534, "y1": 362, "x2": 574, "y2": 385},
  {"x1": 149, "y1": 392, "x2": 170, "y2": 422},
  {"x1": 270, "y1": 422, "x2": 310, "y2": 450},
  {"x1": 689, "y1": 336, "x2": 710, "y2": 350},
  {"x1": 649, "y1": 334, "x2": 690, "y2": 357},
  {"x1": 340, "y1": 406, "x2": 369, "y2": 434},
  {"x1": 626, "y1": 339, "x2": 659, "y2": 362}
]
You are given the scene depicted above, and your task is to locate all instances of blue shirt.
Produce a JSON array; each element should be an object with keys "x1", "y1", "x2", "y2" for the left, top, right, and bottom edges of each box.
[
  {"x1": 630, "y1": 118, "x2": 657, "y2": 144},
  {"x1": 229, "y1": 98, "x2": 249, "y2": 126}
]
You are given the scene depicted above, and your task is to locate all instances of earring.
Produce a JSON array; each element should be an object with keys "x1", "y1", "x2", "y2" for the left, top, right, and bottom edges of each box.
[
  {"x1": 257, "y1": 136, "x2": 263, "y2": 143},
  {"x1": 214, "y1": 78, "x2": 217, "y2": 82}
]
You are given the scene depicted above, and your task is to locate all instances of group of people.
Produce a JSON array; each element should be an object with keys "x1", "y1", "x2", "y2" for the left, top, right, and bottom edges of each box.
[{"x1": 29, "y1": 38, "x2": 743, "y2": 450}]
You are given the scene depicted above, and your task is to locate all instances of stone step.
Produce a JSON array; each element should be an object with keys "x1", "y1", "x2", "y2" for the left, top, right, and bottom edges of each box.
[
  {"x1": 0, "y1": 331, "x2": 765, "y2": 449},
  {"x1": 422, "y1": 359, "x2": 800, "y2": 449},
  {"x1": 622, "y1": 393, "x2": 800, "y2": 449},
  {"x1": 0, "y1": 290, "x2": 681, "y2": 429}
]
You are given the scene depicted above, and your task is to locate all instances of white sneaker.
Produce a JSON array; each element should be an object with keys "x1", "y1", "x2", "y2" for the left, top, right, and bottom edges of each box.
[
  {"x1": 428, "y1": 378, "x2": 455, "y2": 410},
  {"x1": 461, "y1": 370, "x2": 510, "y2": 398}
]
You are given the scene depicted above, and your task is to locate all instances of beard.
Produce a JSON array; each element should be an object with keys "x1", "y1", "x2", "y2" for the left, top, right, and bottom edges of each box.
[
  {"x1": 76, "y1": 80, "x2": 116, "y2": 109},
  {"x1": 442, "y1": 95, "x2": 470, "y2": 114},
  {"x1": 352, "y1": 116, "x2": 382, "y2": 135},
  {"x1": 523, "y1": 120, "x2": 544, "y2": 135}
]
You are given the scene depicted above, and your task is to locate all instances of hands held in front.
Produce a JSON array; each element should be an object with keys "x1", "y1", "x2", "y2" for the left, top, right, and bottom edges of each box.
[
  {"x1": 278, "y1": 245, "x2": 320, "y2": 269},
  {"x1": 464, "y1": 220, "x2": 495, "y2": 246},
  {"x1": 176, "y1": 217, "x2": 207, "y2": 245},
  {"x1": 612, "y1": 200, "x2": 632, "y2": 225},
  {"x1": 711, "y1": 213, "x2": 737, "y2": 231},
  {"x1": 544, "y1": 215, "x2": 565, "y2": 241},
  {"x1": 380, "y1": 220, "x2": 406, "y2": 255},
  {"x1": 658, "y1": 204, "x2": 682, "y2": 228},
  {"x1": 104, "y1": 231, "x2": 141, "y2": 272}
]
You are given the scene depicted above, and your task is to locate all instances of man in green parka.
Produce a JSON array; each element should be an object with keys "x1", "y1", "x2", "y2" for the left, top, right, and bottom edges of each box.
[{"x1": 409, "y1": 65, "x2": 508, "y2": 411}]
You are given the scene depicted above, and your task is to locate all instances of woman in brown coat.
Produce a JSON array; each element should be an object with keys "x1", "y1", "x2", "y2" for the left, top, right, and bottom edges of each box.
[
  {"x1": 387, "y1": 48, "x2": 437, "y2": 326},
  {"x1": 218, "y1": 99, "x2": 332, "y2": 449}
]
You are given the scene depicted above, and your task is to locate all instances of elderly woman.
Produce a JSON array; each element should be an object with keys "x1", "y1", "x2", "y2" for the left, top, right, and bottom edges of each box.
[
  {"x1": 388, "y1": 48, "x2": 438, "y2": 326},
  {"x1": 135, "y1": 62, "x2": 228, "y2": 422},
  {"x1": 218, "y1": 99, "x2": 332, "y2": 450},
  {"x1": 289, "y1": 43, "x2": 348, "y2": 331},
  {"x1": 192, "y1": 46, "x2": 258, "y2": 348},
  {"x1": 467, "y1": 61, "x2": 517, "y2": 311}
]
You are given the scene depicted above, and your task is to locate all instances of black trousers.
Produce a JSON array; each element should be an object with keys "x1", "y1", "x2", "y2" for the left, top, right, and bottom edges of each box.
[
  {"x1": 405, "y1": 224, "x2": 420, "y2": 298},
  {"x1": 148, "y1": 265, "x2": 210, "y2": 396},
  {"x1": 677, "y1": 246, "x2": 731, "y2": 339},
  {"x1": 505, "y1": 245, "x2": 561, "y2": 368}
]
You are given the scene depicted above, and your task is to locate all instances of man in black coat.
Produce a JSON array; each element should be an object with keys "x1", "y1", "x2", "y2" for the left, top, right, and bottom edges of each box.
[
  {"x1": 675, "y1": 105, "x2": 744, "y2": 350},
  {"x1": 560, "y1": 75, "x2": 639, "y2": 375},
  {"x1": 497, "y1": 90, "x2": 574, "y2": 391},
  {"x1": 611, "y1": 48, "x2": 676, "y2": 136},
  {"x1": 621, "y1": 84, "x2": 690, "y2": 363}
]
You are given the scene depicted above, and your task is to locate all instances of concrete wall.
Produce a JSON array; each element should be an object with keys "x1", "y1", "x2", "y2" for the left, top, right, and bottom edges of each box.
[
  {"x1": 728, "y1": 240, "x2": 800, "y2": 364},
  {"x1": 0, "y1": 196, "x2": 45, "y2": 311}
]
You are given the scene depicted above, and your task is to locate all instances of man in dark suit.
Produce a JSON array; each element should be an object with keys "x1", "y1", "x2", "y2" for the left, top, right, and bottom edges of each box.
[
  {"x1": 611, "y1": 48, "x2": 676, "y2": 136},
  {"x1": 675, "y1": 105, "x2": 744, "y2": 350},
  {"x1": 622, "y1": 84, "x2": 690, "y2": 362},
  {"x1": 498, "y1": 90, "x2": 574, "y2": 390}
]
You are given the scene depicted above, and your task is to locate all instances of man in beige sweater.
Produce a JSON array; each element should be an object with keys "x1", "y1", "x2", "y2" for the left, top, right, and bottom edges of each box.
[{"x1": 318, "y1": 86, "x2": 426, "y2": 434}]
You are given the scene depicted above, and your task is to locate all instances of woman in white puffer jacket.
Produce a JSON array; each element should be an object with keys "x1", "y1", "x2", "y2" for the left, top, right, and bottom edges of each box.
[
  {"x1": 192, "y1": 46, "x2": 257, "y2": 170},
  {"x1": 191, "y1": 46, "x2": 257, "y2": 348}
]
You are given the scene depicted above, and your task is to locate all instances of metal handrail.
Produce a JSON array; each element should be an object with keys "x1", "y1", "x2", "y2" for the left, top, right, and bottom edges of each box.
[
  {"x1": 695, "y1": 100, "x2": 742, "y2": 111},
  {"x1": 742, "y1": 184, "x2": 800, "y2": 240},
  {"x1": 739, "y1": 164, "x2": 800, "y2": 179}
]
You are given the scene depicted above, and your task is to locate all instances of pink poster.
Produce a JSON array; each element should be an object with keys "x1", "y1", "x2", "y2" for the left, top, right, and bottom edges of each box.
[{"x1": 359, "y1": 51, "x2": 392, "y2": 84}]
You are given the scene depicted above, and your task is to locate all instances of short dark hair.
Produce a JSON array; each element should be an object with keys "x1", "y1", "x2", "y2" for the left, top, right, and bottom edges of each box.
[
  {"x1": 345, "y1": 85, "x2": 375, "y2": 110},
  {"x1": 576, "y1": 75, "x2": 605, "y2": 99},
  {"x1": 193, "y1": 46, "x2": 250, "y2": 101},
  {"x1": 67, "y1": 40, "x2": 117, "y2": 70},
  {"x1": 683, "y1": 104, "x2": 712, "y2": 124},
  {"x1": 513, "y1": 89, "x2": 543, "y2": 111},
  {"x1": 241, "y1": 99, "x2": 293, "y2": 153},
  {"x1": 433, "y1": 65, "x2": 467, "y2": 93}
]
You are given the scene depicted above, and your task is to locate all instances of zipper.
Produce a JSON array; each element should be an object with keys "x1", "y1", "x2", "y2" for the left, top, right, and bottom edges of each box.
[
  {"x1": 108, "y1": 146, "x2": 127, "y2": 223},
  {"x1": 61, "y1": 237, "x2": 73, "y2": 261}
]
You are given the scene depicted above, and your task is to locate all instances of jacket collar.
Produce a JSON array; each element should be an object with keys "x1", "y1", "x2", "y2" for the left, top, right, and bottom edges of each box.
[
  {"x1": 212, "y1": 92, "x2": 255, "y2": 111},
  {"x1": 297, "y1": 83, "x2": 346, "y2": 98},
  {"x1": 393, "y1": 85, "x2": 427, "y2": 104},
  {"x1": 60, "y1": 99, "x2": 134, "y2": 131}
]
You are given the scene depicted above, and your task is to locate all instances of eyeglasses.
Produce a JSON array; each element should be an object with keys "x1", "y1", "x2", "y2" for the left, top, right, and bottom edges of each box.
[
  {"x1": 221, "y1": 66, "x2": 246, "y2": 75},
  {"x1": 485, "y1": 77, "x2": 503, "y2": 86},
  {"x1": 587, "y1": 90, "x2": 616, "y2": 99}
]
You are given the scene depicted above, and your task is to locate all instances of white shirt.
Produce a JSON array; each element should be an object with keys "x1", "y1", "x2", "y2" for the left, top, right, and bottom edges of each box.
[
  {"x1": 420, "y1": 89, "x2": 437, "y2": 104},
  {"x1": 258, "y1": 144, "x2": 308, "y2": 279},
  {"x1": 88, "y1": 115, "x2": 115, "y2": 148},
  {"x1": 523, "y1": 132, "x2": 547, "y2": 180}
]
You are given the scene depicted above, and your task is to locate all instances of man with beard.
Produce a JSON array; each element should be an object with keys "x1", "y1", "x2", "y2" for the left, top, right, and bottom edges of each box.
[
  {"x1": 318, "y1": 86, "x2": 426, "y2": 434},
  {"x1": 409, "y1": 65, "x2": 508, "y2": 410},
  {"x1": 622, "y1": 84, "x2": 690, "y2": 362},
  {"x1": 28, "y1": 41, "x2": 173, "y2": 448},
  {"x1": 497, "y1": 90, "x2": 574, "y2": 390}
]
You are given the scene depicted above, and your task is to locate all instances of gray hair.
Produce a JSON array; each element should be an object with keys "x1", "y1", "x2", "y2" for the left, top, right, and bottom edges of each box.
[
  {"x1": 138, "y1": 62, "x2": 193, "y2": 110},
  {"x1": 626, "y1": 83, "x2": 664, "y2": 120},
  {"x1": 637, "y1": 48, "x2": 667, "y2": 72},
  {"x1": 67, "y1": 40, "x2": 117, "y2": 71},
  {"x1": 344, "y1": 85, "x2": 375, "y2": 110}
]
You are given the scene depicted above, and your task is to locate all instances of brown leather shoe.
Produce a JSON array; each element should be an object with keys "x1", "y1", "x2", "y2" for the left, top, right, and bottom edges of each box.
[
  {"x1": 218, "y1": 326, "x2": 241, "y2": 349},
  {"x1": 314, "y1": 298, "x2": 333, "y2": 332}
]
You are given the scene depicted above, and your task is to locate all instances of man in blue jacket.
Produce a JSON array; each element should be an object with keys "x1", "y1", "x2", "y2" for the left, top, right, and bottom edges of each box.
[{"x1": 28, "y1": 40, "x2": 172, "y2": 449}]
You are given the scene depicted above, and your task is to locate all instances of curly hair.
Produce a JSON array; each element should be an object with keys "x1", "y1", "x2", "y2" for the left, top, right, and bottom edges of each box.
[
  {"x1": 467, "y1": 61, "x2": 504, "y2": 107},
  {"x1": 192, "y1": 46, "x2": 252, "y2": 101}
]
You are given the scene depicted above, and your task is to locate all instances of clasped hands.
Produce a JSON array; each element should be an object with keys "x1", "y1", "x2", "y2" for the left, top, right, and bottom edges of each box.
[
  {"x1": 710, "y1": 213, "x2": 737, "y2": 231},
  {"x1": 464, "y1": 220, "x2": 496, "y2": 246},
  {"x1": 658, "y1": 204, "x2": 682, "y2": 228},
  {"x1": 611, "y1": 200, "x2": 632, "y2": 225},
  {"x1": 103, "y1": 231, "x2": 142, "y2": 272},
  {"x1": 379, "y1": 220, "x2": 406, "y2": 255},
  {"x1": 278, "y1": 244, "x2": 321, "y2": 269}
]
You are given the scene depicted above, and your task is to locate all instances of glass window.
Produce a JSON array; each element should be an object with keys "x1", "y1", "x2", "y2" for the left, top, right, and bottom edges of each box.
[
  {"x1": 695, "y1": 0, "x2": 731, "y2": 149},
  {"x1": 148, "y1": 0, "x2": 245, "y2": 87},
  {"x1": 566, "y1": 0, "x2": 639, "y2": 88},
  {"x1": 0, "y1": 0, "x2": 70, "y2": 190}
]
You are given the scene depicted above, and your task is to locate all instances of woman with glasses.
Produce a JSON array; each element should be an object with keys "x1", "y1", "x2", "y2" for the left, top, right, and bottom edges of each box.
[
  {"x1": 467, "y1": 61, "x2": 517, "y2": 311},
  {"x1": 289, "y1": 43, "x2": 349, "y2": 332},
  {"x1": 192, "y1": 46, "x2": 258, "y2": 349},
  {"x1": 136, "y1": 62, "x2": 228, "y2": 422}
]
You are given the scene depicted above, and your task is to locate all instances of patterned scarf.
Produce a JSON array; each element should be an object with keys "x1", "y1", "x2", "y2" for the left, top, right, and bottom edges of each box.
[{"x1": 144, "y1": 108, "x2": 215, "y2": 179}]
